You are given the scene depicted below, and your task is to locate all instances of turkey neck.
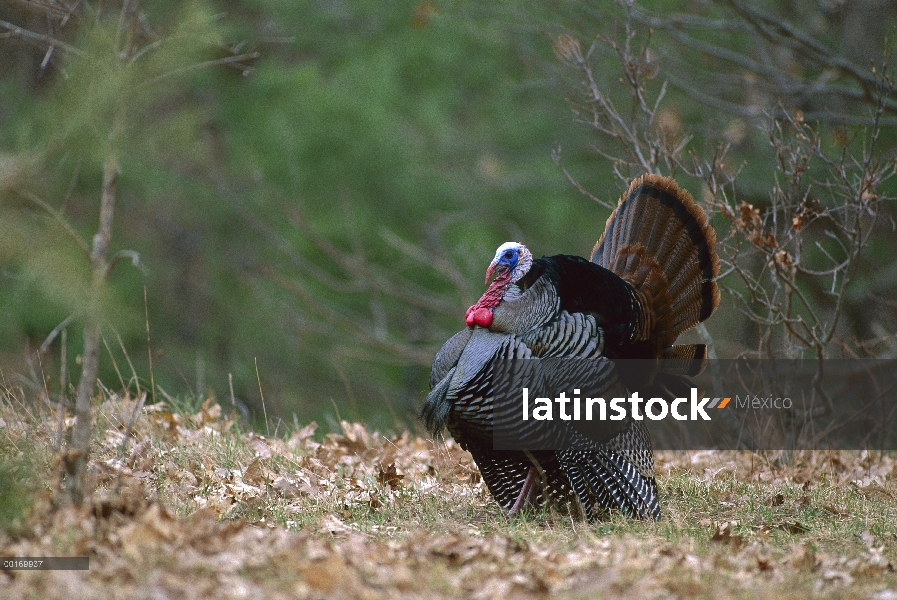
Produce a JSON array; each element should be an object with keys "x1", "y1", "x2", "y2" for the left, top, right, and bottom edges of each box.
[
  {"x1": 466, "y1": 270, "x2": 513, "y2": 327},
  {"x1": 489, "y1": 275, "x2": 560, "y2": 334}
]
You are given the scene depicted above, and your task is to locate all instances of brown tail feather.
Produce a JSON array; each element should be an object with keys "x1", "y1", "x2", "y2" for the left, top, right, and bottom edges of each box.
[
  {"x1": 592, "y1": 174, "x2": 720, "y2": 346},
  {"x1": 660, "y1": 344, "x2": 708, "y2": 377},
  {"x1": 605, "y1": 245, "x2": 673, "y2": 345}
]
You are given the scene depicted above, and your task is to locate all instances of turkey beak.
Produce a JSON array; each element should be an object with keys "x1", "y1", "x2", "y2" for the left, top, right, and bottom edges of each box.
[
  {"x1": 485, "y1": 261, "x2": 497, "y2": 286},
  {"x1": 485, "y1": 260, "x2": 507, "y2": 285}
]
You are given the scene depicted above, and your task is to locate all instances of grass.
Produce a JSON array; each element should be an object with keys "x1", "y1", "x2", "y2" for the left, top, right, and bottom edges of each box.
[{"x1": 1, "y1": 387, "x2": 896, "y2": 598}]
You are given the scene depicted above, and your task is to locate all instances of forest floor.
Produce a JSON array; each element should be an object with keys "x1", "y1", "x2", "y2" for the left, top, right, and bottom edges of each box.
[{"x1": 1, "y1": 392, "x2": 897, "y2": 599}]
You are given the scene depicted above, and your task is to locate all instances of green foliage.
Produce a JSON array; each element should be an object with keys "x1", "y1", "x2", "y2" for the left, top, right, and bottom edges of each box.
[
  {"x1": 0, "y1": 1, "x2": 895, "y2": 430},
  {"x1": 0, "y1": 1, "x2": 240, "y2": 397}
]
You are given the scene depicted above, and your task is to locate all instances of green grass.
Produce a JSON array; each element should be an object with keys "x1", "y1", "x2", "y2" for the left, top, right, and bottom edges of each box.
[{"x1": 0, "y1": 459, "x2": 32, "y2": 534}]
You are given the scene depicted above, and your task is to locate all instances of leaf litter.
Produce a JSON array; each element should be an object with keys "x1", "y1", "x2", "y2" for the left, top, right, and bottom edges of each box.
[{"x1": 0, "y1": 393, "x2": 896, "y2": 599}]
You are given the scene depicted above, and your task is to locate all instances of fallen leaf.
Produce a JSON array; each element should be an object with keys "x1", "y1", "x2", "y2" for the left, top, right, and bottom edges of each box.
[
  {"x1": 711, "y1": 522, "x2": 745, "y2": 549},
  {"x1": 320, "y1": 514, "x2": 353, "y2": 537},
  {"x1": 377, "y1": 464, "x2": 404, "y2": 490}
]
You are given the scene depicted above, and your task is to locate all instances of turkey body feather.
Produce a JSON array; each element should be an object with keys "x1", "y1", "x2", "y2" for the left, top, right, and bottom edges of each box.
[{"x1": 423, "y1": 174, "x2": 719, "y2": 521}]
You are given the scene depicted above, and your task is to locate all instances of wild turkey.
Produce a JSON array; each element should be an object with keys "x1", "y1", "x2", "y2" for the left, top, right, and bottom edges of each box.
[{"x1": 423, "y1": 174, "x2": 720, "y2": 520}]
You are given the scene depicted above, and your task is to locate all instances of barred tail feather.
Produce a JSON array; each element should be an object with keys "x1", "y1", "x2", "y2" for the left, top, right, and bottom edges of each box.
[
  {"x1": 592, "y1": 174, "x2": 720, "y2": 342},
  {"x1": 467, "y1": 446, "x2": 580, "y2": 515},
  {"x1": 557, "y1": 447, "x2": 660, "y2": 520},
  {"x1": 470, "y1": 449, "x2": 536, "y2": 512}
]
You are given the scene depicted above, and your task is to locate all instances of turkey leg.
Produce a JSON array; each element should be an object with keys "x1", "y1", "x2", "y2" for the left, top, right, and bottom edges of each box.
[{"x1": 508, "y1": 465, "x2": 538, "y2": 515}]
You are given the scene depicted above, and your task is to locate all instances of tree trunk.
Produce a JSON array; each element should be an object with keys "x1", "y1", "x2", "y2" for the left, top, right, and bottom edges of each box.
[{"x1": 65, "y1": 156, "x2": 117, "y2": 506}]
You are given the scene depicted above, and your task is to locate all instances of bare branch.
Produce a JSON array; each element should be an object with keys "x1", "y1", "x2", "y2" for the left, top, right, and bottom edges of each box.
[
  {"x1": 552, "y1": 148, "x2": 616, "y2": 209},
  {"x1": 0, "y1": 18, "x2": 84, "y2": 56},
  {"x1": 143, "y1": 52, "x2": 261, "y2": 86},
  {"x1": 106, "y1": 249, "x2": 144, "y2": 277},
  {"x1": 36, "y1": 314, "x2": 75, "y2": 358}
]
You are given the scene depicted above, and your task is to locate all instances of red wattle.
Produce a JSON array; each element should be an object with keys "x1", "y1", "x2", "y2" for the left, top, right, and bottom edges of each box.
[
  {"x1": 471, "y1": 307, "x2": 493, "y2": 327},
  {"x1": 465, "y1": 269, "x2": 511, "y2": 328}
]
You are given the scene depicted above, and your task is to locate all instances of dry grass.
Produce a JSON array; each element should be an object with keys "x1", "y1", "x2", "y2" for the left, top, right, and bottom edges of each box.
[{"x1": 1, "y1": 389, "x2": 896, "y2": 599}]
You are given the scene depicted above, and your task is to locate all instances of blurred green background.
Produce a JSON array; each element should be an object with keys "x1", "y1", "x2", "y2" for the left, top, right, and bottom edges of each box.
[{"x1": 1, "y1": 1, "x2": 895, "y2": 432}]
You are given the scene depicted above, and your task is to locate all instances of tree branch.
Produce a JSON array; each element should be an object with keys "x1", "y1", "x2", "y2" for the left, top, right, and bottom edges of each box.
[{"x1": 0, "y1": 18, "x2": 84, "y2": 56}]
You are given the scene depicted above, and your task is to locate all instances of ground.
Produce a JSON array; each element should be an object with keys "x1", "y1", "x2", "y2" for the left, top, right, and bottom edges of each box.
[{"x1": 1, "y1": 393, "x2": 896, "y2": 599}]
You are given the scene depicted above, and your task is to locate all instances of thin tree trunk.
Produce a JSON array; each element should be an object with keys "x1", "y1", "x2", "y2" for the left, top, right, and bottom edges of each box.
[{"x1": 66, "y1": 155, "x2": 117, "y2": 506}]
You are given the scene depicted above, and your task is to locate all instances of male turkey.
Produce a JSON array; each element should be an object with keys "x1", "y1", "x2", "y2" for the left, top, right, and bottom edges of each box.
[{"x1": 423, "y1": 174, "x2": 719, "y2": 520}]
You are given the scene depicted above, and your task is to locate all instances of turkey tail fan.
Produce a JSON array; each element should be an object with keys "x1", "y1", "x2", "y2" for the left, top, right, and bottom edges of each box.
[{"x1": 592, "y1": 174, "x2": 720, "y2": 344}]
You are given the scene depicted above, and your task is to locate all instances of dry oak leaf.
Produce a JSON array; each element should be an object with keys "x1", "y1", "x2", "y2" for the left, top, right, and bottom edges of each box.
[{"x1": 377, "y1": 464, "x2": 404, "y2": 490}]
